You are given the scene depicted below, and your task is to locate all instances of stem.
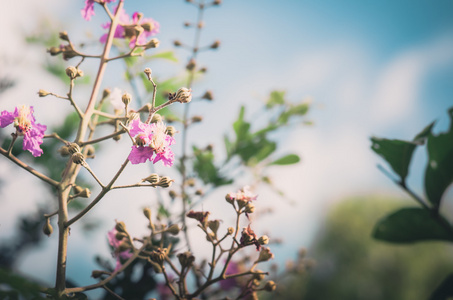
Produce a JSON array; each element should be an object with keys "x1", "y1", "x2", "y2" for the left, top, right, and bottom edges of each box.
[
  {"x1": 180, "y1": 0, "x2": 206, "y2": 254},
  {"x1": 79, "y1": 129, "x2": 126, "y2": 146},
  {"x1": 7, "y1": 133, "x2": 17, "y2": 156},
  {"x1": 66, "y1": 158, "x2": 129, "y2": 227},
  {"x1": 82, "y1": 163, "x2": 105, "y2": 188},
  {"x1": 377, "y1": 164, "x2": 430, "y2": 210}
]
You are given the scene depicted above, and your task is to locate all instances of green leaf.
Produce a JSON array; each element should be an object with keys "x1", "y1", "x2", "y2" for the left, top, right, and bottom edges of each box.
[
  {"x1": 266, "y1": 90, "x2": 285, "y2": 108},
  {"x1": 373, "y1": 208, "x2": 453, "y2": 243},
  {"x1": 370, "y1": 137, "x2": 417, "y2": 183},
  {"x1": 192, "y1": 147, "x2": 232, "y2": 186},
  {"x1": 430, "y1": 274, "x2": 453, "y2": 300},
  {"x1": 413, "y1": 121, "x2": 436, "y2": 145},
  {"x1": 425, "y1": 107, "x2": 453, "y2": 208},
  {"x1": 147, "y1": 51, "x2": 178, "y2": 62},
  {"x1": 288, "y1": 103, "x2": 309, "y2": 116},
  {"x1": 269, "y1": 154, "x2": 301, "y2": 165},
  {"x1": 233, "y1": 106, "x2": 251, "y2": 142}
]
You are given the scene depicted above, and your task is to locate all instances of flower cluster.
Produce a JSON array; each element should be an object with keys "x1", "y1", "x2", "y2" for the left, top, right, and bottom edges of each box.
[
  {"x1": 0, "y1": 105, "x2": 46, "y2": 157},
  {"x1": 107, "y1": 227, "x2": 133, "y2": 272},
  {"x1": 100, "y1": 9, "x2": 160, "y2": 48},
  {"x1": 128, "y1": 119, "x2": 175, "y2": 166},
  {"x1": 81, "y1": 1, "x2": 159, "y2": 49}
]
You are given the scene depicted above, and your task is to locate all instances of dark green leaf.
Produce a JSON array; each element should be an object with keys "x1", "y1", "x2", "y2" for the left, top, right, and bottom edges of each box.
[
  {"x1": 425, "y1": 107, "x2": 453, "y2": 208},
  {"x1": 192, "y1": 147, "x2": 232, "y2": 186},
  {"x1": 370, "y1": 137, "x2": 417, "y2": 183},
  {"x1": 266, "y1": 90, "x2": 285, "y2": 109},
  {"x1": 373, "y1": 208, "x2": 453, "y2": 243},
  {"x1": 430, "y1": 274, "x2": 453, "y2": 300},
  {"x1": 269, "y1": 154, "x2": 301, "y2": 165},
  {"x1": 147, "y1": 51, "x2": 178, "y2": 62}
]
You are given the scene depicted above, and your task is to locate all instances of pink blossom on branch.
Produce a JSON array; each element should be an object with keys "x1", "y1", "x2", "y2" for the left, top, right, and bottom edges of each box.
[
  {"x1": 99, "y1": 7, "x2": 160, "y2": 48},
  {"x1": 0, "y1": 105, "x2": 46, "y2": 157},
  {"x1": 81, "y1": 0, "x2": 116, "y2": 21},
  {"x1": 128, "y1": 119, "x2": 175, "y2": 166},
  {"x1": 107, "y1": 227, "x2": 133, "y2": 272}
]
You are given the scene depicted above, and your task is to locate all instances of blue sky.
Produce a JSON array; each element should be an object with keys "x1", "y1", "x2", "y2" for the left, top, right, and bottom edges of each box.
[{"x1": 1, "y1": 0, "x2": 453, "y2": 293}]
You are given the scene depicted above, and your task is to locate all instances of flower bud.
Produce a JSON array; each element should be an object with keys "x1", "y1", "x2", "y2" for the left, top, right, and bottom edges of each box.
[
  {"x1": 58, "y1": 146, "x2": 70, "y2": 157},
  {"x1": 117, "y1": 240, "x2": 131, "y2": 252},
  {"x1": 202, "y1": 90, "x2": 213, "y2": 101},
  {"x1": 199, "y1": 67, "x2": 207, "y2": 73},
  {"x1": 157, "y1": 176, "x2": 173, "y2": 188},
  {"x1": 73, "y1": 185, "x2": 84, "y2": 194},
  {"x1": 225, "y1": 193, "x2": 235, "y2": 204},
  {"x1": 149, "y1": 260, "x2": 162, "y2": 273},
  {"x1": 115, "y1": 221, "x2": 127, "y2": 233},
  {"x1": 151, "y1": 113, "x2": 162, "y2": 123},
  {"x1": 145, "y1": 38, "x2": 160, "y2": 49},
  {"x1": 71, "y1": 152, "x2": 85, "y2": 165},
  {"x1": 115, "y1": 231, "x2": 127, "y2": 240},
  {"x1": 253, "y1": 270, "x2": 265, "y2": 281},
  {"x1": 169, "y1": 190, "x2": 177, "y2": 199},
  {"x1": 122, "y1": 93, "x2": 132, "y2": 107},
  {"x1": 48, "y1": 46, "x2": 62, "y2": 56},
  {"x1": 208, "y1": 220, "x2": 220, "y2": 235},
  {"x1": 76, "y1": 69, "x2": 84, "y2": 78},
  {"x1": 177, "y1": 251, "x2": 195, "y2": 268},
  {"x1": 68, "y1": 143, "x2": 81, "y2": 154},
  {"x1": 227, "y1": 227, "x2": 234, "y2": 235},
  {"x1": 143, "y1": 173, "x2": 160, "y2": 184},
  {"x1": 91, "y1": 270, "x2": 106, "y2": 278},
  {"x1": 135, "y1": 134, "x2": 146, "y2": 147},
  {"x1": 186, "y1": 59, "x2": 196, "y2": 71},
  {"x1": 128, "y1": 112, "x2": 140, "y2": 123},
  {"x1": 65, "y1": 66, "x2": 78, "y2": 79},
  {"x1": 173, "y1": 40, "x2": 182, "y2": 47},
  {"x1": 258, "y1": 235, "x2": 269, "y2": 245},
  {"x1": 184, "y1": 21, "x2": 191, "y2": 27},
  {"x1": 213, "y1": 0, "x2": 222, "y2": 5},
  {"x1": 43, "y1": 218, "x2": 53, "y2": 237},
  {"x1": 186, "y1": 178, "x2": 196, "y2": 187},
  {"x1": 257, "y1": 247, "x2": 274, "y2": 263},
  {"x1": 210, "y1": 40, "x2": 220, "y2": 49},
  {"x1": 59, "y1": 31, "x2": 69, "y2": 41},
  {"x1": 173, "y1": 87, "x2": 192, "y2": 103},
  {"x1": 113, "y1": 134, "x2": 122, "y2": 141},
  {"x1": 151, "y1": 248, "x2": 168, "y2": 265},
  {"x1": 102, "y1": 88, "x2": 111, "y2": 99},
  {"x1": 38, "y1": 89, "x2": 50, "y2": 97},
  {"x1": 143, "y1": 207, "x2": 152, "y2": 220},
  {"x1": 166, "y1": 224, "x2": 180, "y2": 235},
  {"x1": 165, "y1": 126, "x2": 176, "y2": 137},
  {"x1": 245, "y1": 203, "x2": 255, "y2": 214},
  {"x1": 141, "y1": 21, "x2": 154, "y2": 32},
  {"x1": 191, "y1": 116, "x2": 203, "y2": 123},
  {"x1": 236, "y1": 199, "x2": 248, "y2": 209},
  {"x1": 78, "y1": 188, "x2": 91, "y2": 198},
  {"x1": 195, "y1": 189, "x2": 203, "y2": 196},
  {"x1": 264, "y1": 280, "x2": 276, "y2": 292}
]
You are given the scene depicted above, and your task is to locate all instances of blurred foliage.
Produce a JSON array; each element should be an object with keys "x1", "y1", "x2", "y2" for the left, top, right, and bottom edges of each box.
[
  {"x1": 370, "y1": 107, "x2": 453, "y2": 299},
  {"x1": 270, "y1": 197, "x2": 453, "y2": 300}
]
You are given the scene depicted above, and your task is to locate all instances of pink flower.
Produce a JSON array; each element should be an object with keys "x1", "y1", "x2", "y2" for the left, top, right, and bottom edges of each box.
[
  {"x1": 220, "y1": 261, "x2": 240, "y2": 290},
  {"x1": 128, "y1": 119, "x2": 175, "y2": 166},
  {"x1": 100, "y1": 8, "x2": 160, "y2": 48},
  {"x1": 81, "y1": 0, "x2": 116, "y2": 21},
  {"x1": 234, "y1": 186, "x2": 258, "y2": 202},
  {"x1": 107, "y1": 227, "x2": 133, "y2": 272},
  {"x1": 0, "y1": 105, "x2": 46, "y2": 157}
]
